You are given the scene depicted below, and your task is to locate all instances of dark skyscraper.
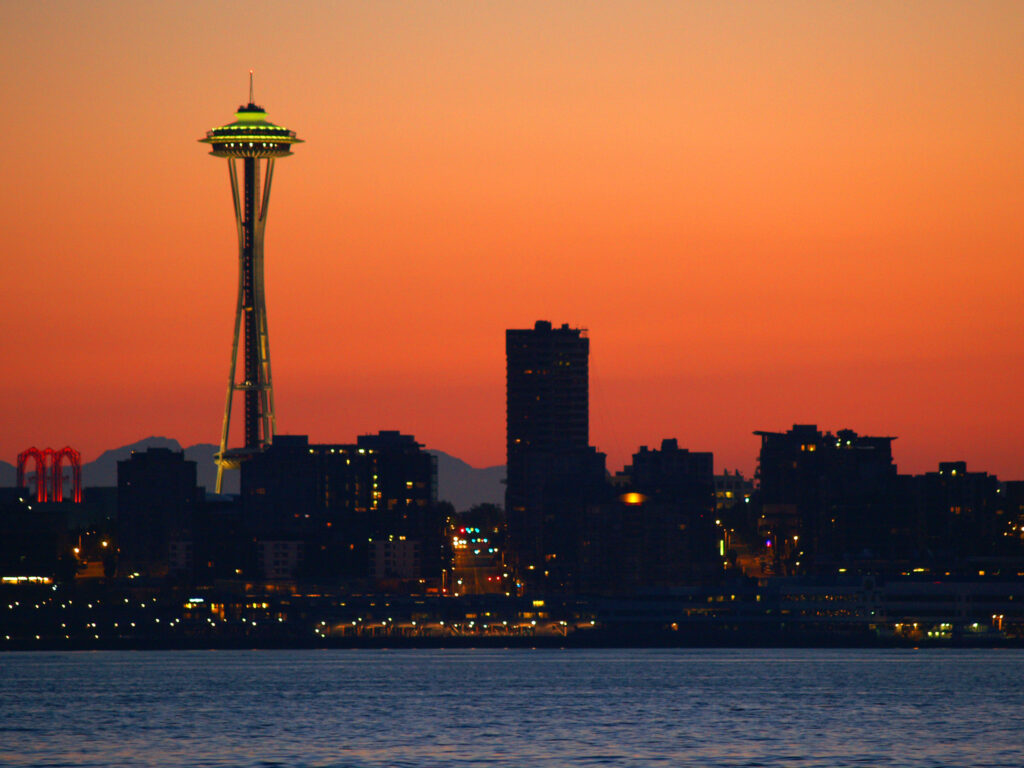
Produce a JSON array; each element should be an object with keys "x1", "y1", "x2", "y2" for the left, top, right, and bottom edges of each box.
[
  {"x1": 755, "y1": 424, "x2": 903, "y2": 573},
  {"x1": 117, "y1": 448, "x2": 200, "y2": 578},
  {"x1": 506, "y1": 321, "x2": 589, "y2": 511},
  {"x1": 506, "y1": 321, "x2": 600, "y2": 584},
  {"x1": 200, "y1": 74, "x2": 303, "y2": 493}
]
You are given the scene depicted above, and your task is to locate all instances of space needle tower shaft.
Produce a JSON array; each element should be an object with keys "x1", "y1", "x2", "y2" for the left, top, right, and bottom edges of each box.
[{"x1": 200, "y1": 73, "x2": 302, "y2": 493}]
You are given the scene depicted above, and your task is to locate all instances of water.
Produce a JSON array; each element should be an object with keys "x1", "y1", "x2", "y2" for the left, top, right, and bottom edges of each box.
[{"x1": 1, "y1": 648, "x2": 1021, "y2": 767}]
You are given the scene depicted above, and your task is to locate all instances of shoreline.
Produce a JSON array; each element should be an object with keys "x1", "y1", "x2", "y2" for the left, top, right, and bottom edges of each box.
[{"x1": 4, "y1": 631, "x2": 1022, "y2": 653}]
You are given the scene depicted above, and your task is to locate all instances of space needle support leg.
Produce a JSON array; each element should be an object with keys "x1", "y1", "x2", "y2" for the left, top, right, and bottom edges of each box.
[
  {"x1": 216, "y1": 157, "x2": 246, "y2": 494},
  {"x1": 256, "y1": 157, "x2": 276, "y2": 444}
]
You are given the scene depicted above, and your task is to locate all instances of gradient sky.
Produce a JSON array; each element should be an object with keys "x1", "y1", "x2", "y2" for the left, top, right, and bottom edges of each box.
[{"x1": 1, "y1": 1, "x2": 1022, "y2": 478}]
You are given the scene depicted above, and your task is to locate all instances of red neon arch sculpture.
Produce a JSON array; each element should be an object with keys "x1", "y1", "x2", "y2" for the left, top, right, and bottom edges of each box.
[
  {"x1": 52, "y1": 447, "x2": 82, "y2": 504},
  {"x1": 16, "y1": 446, "x2": 83, "y2": 503},
  {"x1": 17, "y1": 448, "x2": 47, "y2": 503},
  {"x1": 41, "y1": 448, "x2": 56, "y2": 502}
]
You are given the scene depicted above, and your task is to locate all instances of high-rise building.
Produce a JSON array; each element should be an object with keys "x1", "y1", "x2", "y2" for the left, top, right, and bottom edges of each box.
[
  {"x1": 117, "y1": 448, "x2": 200, "y2": 578},
  {"x1": 506, "y1": 321, "x2": 602, "y2": 585},
  {"x1": 506, "y1": 321, "x2": 589, "y2": 508},
  {"x1": 200, "y1": 74, "x2": 303, "y2": 493},
  {"x1": 754, "y1": 424, "x2": 904, "y2": 573},
  {"x1": 911, "y1": 462, "x2": 1004, "y2": 566},
  {"x1": 579, "y1": 440, "x2": 718, "y2": 593},
  {"x1": 240, "y1": 432, "x2": 443, "y2": 582}
]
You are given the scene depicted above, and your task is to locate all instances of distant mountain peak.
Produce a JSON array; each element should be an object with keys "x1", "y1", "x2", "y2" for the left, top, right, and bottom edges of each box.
[
  {"x1": 94, "y1": 436, "x2": 182, "y2": 459},
  {"x1": 427, "y1": 450, "x2": 505, "y2": 513},
  {"x1": 80, "y1": 437, "x2": 185, "y2": 488}
]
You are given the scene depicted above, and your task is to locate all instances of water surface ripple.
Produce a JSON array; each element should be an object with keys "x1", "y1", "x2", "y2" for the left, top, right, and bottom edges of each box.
[{"x1": 1, "y1": 648, "x2": 1021, "y2": 767}]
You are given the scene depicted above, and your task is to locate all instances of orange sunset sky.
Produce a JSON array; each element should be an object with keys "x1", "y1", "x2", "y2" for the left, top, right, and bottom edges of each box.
[{"x1": 1, "y1": 1, "x2": 1022, "y2": 479}]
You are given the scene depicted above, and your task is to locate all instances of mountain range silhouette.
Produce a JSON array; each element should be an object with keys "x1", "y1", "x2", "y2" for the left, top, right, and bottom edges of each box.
[{"x1": 0, "y1": 437, "x2": 504, "y2": 512}]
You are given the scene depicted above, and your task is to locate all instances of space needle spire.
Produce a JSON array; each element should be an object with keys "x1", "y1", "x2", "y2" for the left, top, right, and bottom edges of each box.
[{"x1": 200, "y1": 76, "x2": 303, "y2": 493}]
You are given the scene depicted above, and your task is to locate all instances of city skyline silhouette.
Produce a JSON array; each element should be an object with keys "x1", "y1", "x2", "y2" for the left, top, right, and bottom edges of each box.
[{"x1": 2, "y1": 2, "x2": 1022, "y2": 480}]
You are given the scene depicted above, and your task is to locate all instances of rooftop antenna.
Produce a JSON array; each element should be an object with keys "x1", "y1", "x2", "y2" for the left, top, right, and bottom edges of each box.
[{"x1": 248, "y1": 69, "x2": 255, "y2": 104}]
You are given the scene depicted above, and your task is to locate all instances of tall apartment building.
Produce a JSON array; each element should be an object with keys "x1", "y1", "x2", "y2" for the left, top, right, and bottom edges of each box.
[
  {"x1": 506, "y1": 321, "x2": 603, "y2": 586},
  {"x1": 117, "y1": 448, "x2": 200, "y2": 578}
]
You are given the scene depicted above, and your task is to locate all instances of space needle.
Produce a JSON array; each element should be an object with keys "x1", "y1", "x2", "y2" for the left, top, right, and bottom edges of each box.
[{"x1": 200, "y1": 73, "x2": 302, "y2": 493}]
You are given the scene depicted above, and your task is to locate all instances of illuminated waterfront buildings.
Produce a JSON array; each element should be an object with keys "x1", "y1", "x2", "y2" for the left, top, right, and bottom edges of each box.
[
  {"x1": 754, "y1": 424, "x2": 905, "y2": 574},
  {"x1": 240, "y1": 432, "x2": 444, "y2": 583},
  {"x1": 580, "y1": 440, "x2": 718, "y2": 593}
]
